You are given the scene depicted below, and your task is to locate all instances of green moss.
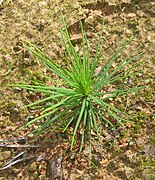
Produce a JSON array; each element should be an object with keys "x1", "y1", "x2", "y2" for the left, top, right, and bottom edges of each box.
[
  {"x1": 139, "y1": 110, "x2": 149, "y2": 120},
  {"x1": 120, "y1": 129, "x2": 128, "y2": 137},
  {"x1": 29, "y1": 70, "x2": 46, "y2": 85},
  {"x1": 150, "y1": 134, "x2": 155, "y2": 145},
  {"x1": 128, "y1": 20, "x2": 138, "y2": 33},
  {"x1": 131, "y1": 115, "x2": 146, "y2": 135},
  {"x1": 143, "y1": 88, "x2": 153, "y2": 101},
  {"x1": 141, "y1": 156, "x2": 155, "y2": 172},
  {"x1": 32, "y1": 70, "x2": 43, "y2": 79},
  {"x1": 132, "y1": 123, "x2": 141, "y2": 134}
]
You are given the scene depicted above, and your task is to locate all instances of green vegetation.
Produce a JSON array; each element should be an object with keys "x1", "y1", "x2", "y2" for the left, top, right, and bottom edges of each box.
[{"x1": 9, "y1": 17, "x2": 145, "y2": 159}]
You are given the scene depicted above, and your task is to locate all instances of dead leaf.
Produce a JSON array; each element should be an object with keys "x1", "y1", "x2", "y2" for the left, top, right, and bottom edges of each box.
[
  {"x1": 94, "y1": 66, "x2": 102, "y2": 76},
  {"x1": 100, "y1": 158, "x2": 109, "y2": 165}
]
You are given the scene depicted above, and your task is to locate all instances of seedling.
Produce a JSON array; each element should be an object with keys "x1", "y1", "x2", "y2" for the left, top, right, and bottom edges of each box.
[{"x1": 10, "y1": 16, "x2": 145, "y2": 159}]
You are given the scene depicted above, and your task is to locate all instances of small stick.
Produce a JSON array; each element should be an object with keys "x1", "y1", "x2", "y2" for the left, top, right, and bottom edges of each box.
[{"x1": 0, "y1": 144, "x2": 42, "y2": 148}]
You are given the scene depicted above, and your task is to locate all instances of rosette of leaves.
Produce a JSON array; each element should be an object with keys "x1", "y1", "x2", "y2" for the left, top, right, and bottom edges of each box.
[{"x1": 10, "y1": 16, "x2": 144, "y2": 158}]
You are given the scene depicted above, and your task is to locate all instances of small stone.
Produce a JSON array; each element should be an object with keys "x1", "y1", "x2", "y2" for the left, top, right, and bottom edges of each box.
[
  {"x1": 127, "y1": 13, "x2": 136, "y2": 18},
  {"x1": 122, "y1": 0, "x2": 131, "y2": 4}
]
